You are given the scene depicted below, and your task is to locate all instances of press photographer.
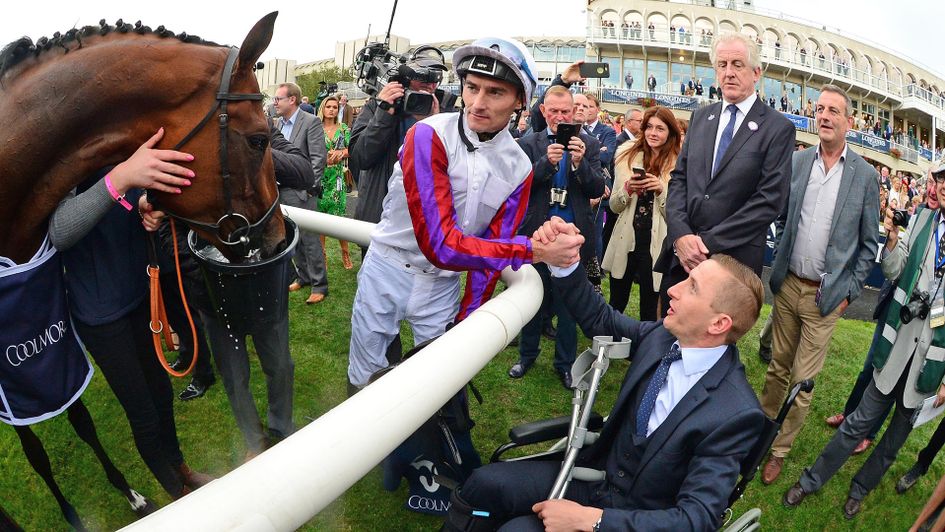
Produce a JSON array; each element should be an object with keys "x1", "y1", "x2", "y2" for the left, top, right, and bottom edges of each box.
[
  {"x1": 349, "y1": 45, "x2": 451, "y2": 230},
  {"x1": 782, "y1": 164, "x2": 945, "y2": 518}
]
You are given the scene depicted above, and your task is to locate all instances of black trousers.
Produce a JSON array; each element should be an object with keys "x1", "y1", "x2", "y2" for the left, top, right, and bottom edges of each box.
[
  {"x1": 608, "y1": 246, "x2": 657, "y2": 321},
  {"x1": 74, "y1": 300, "x2": 185, "y2": 498},
  {"x1": 916, "y1": 416, "x2": 945, "y2": 474},
  {"x1": 159, "y1": 270, "x2": 214, "y2": 384},
  {"x1": 459, "y1": 461, "x2": 610, "y2": 531}
]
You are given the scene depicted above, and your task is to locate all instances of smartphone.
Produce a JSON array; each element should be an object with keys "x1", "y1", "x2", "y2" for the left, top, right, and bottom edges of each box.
[
  {"x1": 631, "y1": 166, "x2": 646, "y2": 180},
  {"x1": 555, "y1": 123, "x2": 581, "y2": 148},
  {"x1": 579, "y1": 62, "x2": 611, "y2": 79}
]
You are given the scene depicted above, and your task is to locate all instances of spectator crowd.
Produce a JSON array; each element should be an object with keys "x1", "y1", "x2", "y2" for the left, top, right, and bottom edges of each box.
[{"x1": 11, "y1": 28, "x2": 945, "y2": 532}]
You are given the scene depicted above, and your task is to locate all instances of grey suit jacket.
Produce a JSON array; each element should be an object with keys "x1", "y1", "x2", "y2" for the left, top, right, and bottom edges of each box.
[
  {"x1": 659, "y1": 98, "x2": 795, "y2": 274},
  {"x1": 768, "y1": 146, "x2": 880, "y2": 315},
  {"x1": 279, "y1": 109, "x2": 327, "y2": 182}
]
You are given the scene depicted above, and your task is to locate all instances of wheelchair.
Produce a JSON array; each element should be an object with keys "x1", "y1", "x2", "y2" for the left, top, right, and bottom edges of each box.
[{"x1": 488, "y1": 336, "x2": 814, "y2": 532}]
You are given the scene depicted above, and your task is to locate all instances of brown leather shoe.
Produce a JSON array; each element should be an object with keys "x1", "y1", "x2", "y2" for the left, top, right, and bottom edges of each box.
[
  {"x1": 843, "y1": 497, "x2": 861, "y2": 519},
  {"x1": 825, "y1": 413, "x2": 845, "y2": 428},
  {"x1": 762, "y1": 455, "x2": 784, "y2": 485},
  {"x1": 852, "y1": 438, "x2": 872, "y2": 455},
  {"x1": 782, "y1": 482, "x2": 808, "y2": 507},
  {"x1": 288, "y1": 281, "x2": 303, "y2": 292},
  {"x1": 306, "y1": 293, "x2": 326, "y2": 305},
  {"x1": 179, "y1": 463, "x2": 214, "y2": 490}
]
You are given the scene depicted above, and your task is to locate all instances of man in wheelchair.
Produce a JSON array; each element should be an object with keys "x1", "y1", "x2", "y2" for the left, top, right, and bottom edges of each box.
[{"x1": 445, "y1": 219, "x2": 766, "y2": 531}]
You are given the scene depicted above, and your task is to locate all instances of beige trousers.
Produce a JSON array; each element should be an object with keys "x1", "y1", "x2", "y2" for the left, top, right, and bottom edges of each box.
[{"x1": 760, "y1": 273, "x2": 844, "y2": 458}]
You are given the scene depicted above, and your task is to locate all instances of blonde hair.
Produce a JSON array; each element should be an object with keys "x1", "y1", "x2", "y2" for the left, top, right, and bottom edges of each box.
[
  {"x1": 318, "y1": 95, "x2": 340, "y2": 124},
  {"x1": 710, "y1": 254, "x2": 764, "y2": 344}
]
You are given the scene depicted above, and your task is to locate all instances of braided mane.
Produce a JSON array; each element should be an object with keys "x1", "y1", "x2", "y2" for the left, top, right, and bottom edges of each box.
[{"x1": 0, "y1": 18, "x2": 220, "y2": 76}]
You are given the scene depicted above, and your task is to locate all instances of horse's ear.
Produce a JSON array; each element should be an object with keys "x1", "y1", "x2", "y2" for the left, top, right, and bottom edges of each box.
[{"x1": 237, "y1": 11, "x2": 278, "y2": 70}]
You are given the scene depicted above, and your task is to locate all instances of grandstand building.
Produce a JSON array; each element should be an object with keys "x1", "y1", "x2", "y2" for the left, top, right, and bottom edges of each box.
[{"x1": 262, "y1": 0, "x2": 945, "y2": 175}]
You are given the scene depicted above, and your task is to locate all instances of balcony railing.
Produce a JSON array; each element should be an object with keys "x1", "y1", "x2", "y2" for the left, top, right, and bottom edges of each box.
[
  {"x1": 905, "y1": 83, "x2": 945, "y2": 110},
  {"x1": 587, "y1": 24, "x2": 910, "y2": 101}
]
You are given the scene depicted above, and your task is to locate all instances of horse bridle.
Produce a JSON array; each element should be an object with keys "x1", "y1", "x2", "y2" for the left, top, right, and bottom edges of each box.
[{"x1": 158, "y1": 46, "x2": 278, "y2": 258}]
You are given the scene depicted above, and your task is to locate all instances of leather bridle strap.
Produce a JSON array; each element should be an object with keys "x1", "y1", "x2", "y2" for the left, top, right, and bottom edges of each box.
[{"x1": 163, "y1": 46, "x2": 274, "y2": 256}]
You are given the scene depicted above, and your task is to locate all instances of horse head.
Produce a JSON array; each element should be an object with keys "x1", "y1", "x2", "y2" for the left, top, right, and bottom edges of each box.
[
  {"x1": 147, "y1": 12, "x2": 285, "y2": 262},
  {"x1": 0, "y1": 13, "x2": 285, "y2": 264}
]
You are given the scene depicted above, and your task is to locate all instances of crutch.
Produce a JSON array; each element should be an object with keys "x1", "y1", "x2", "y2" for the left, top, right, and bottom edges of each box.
[{"x1": 548, "y1": 336, "x2": 632, "y2": 499}]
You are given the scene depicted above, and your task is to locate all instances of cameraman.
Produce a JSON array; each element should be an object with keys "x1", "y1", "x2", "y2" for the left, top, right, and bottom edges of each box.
[
  {"x1": 350, "y1": 47, "x2": 449, "y2": 234},
  {"x1": 782, "y1": 165, "x2": 945, "y2": 518}
]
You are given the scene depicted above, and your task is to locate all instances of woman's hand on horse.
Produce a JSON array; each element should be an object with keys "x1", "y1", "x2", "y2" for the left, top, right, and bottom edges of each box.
[
  {"x1": 138, "y1": 195, "x2": 166, "y2": 232},
  {"x1": 111, "y1": 128, "x2": 195, "y2": 195}
]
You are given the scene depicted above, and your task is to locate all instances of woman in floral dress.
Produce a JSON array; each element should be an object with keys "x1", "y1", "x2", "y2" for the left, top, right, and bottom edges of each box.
[{"x1": 317, "y1": 95, "x2": 353, "y2": 269}]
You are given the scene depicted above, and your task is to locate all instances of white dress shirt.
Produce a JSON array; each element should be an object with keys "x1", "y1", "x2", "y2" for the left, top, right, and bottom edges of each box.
[
  {"x1": 644, "y1": 343, "x2": 728, "y2": 437},
  {"x1": 711, "y1": 93, "x2": 757, "y2": 176},
  {"x1": 279, "y1": 107, "x2": 301, "y2": 142},
  {"x1": 789, "y1": 144, "x2": 847, "y2": 280}
]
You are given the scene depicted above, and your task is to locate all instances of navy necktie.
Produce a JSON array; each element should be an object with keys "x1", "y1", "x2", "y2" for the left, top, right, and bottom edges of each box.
[
  {"x1": 713, "y1": 104, "x2": 739, "y2": 175},
  {"x1": 636, "y1": 344, "x2": 682, "y2": 437}
]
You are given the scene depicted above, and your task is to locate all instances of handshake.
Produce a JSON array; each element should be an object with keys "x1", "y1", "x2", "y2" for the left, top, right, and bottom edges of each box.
[{"x1": 530, "y1": 216, "x2": 585, "y2": 268}]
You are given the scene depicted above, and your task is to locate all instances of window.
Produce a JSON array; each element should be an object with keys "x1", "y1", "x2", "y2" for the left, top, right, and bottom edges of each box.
[
  {"x1": 762, "y1": 76, "x2": 782, "y2": 105},
  {"x1": 646, "y1": 59, "x2": 669, "y2": 92},
  {"x1": 602, "y1": 57, "x2": 621, "y2": 87},
  {"x1": 805, "y1": 86, "x2": 822, "y2": 109},
  {"x1": 695, "y1": 65, "x2": 714, "y2": 89},
  {"x1": 671, "y1": 63, "x2": 694, "y2": 94},
  {"x1": 623, "y1": 58, "x2": 644, "y2": 90},
  {"x1": 879, "y1": 109, "x2": 890, "y2": 129},
  {"x1": 531, "y1": 44, "x2": 555, "y2": 62},
  {"x1": 558, "y1": 46, "x2": 586, "y2": 63},
  {"x1": 783, "y1": 81, "x2": 801, "y2": 113}
]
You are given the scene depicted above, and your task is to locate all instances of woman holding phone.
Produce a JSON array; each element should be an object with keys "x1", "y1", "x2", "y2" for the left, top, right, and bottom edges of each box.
[{"x1": 602, "y1": 105, "x2": 681, "y2": 319}]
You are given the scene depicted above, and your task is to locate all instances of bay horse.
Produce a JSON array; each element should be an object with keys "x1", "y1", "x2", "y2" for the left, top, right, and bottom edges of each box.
[
  {"x1": 0, "y1": 12, "x2": 285, "y2": 264},
  {"x1": 0, "y1": 12, "x2": 286, "y2": 529}
]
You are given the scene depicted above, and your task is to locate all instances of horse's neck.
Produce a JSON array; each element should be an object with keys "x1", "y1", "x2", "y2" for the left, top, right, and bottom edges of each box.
[{"x1": 0, "y1": 37, "x2": 221, "y2": 262}]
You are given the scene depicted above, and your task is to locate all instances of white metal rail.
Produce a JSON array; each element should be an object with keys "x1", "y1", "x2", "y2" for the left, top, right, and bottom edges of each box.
[{"x1": 122, "y1": 205, "x2": 543, "y2": 531}]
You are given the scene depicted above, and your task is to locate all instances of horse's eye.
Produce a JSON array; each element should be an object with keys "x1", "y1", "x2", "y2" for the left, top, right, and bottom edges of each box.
[{"x1": 247, "y1": 134, "x2": 269, "y2": 152}]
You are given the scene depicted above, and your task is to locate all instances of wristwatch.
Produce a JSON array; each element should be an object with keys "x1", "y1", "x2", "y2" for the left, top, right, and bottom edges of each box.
[{"x1": 592, "y1": 515, "x2": 603, "y2": 532}]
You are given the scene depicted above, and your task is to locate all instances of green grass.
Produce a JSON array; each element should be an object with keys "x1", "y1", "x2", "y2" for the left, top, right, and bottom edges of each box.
[{"x1": 1, "y1": 243, "x2": 939, "y2": 530}]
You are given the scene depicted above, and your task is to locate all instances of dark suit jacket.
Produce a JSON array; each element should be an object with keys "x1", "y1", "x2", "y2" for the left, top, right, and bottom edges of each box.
[
  {"x1": 278, "y1": 108, "x2": 327, "y2": 183},
  {"x1": 768, "y1": 147, "x2": 880, "y2": 315},
  {"x1": 552, "y1": 266, "x2": 764, "y2": 531},
  {"x1": 615, "y1": 130, "x2": 633, "y2": 149},
  {"x1": 659, "y1": 97, "x2": 795, "y2": 274},
  {"x1": 517, "y1": 130, "x2": 605, "y2": 261},
  {"x1": 588, "y1": 121, "x2": 617, "y2": 172}
]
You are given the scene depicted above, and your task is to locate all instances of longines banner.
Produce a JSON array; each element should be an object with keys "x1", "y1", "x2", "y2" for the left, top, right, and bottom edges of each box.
[
  {"x1": 600, "y1": 88, "x2": 701, "y2": 111},
  {"x1": 0, "y1": 241, "x2": 92, "y2": 425},
  {"x1": 846, "y1": 130, "x2": 890, "y2": 155},
  {"x1": 782, "y1": 113, "x2": 810, "y2": 130}
]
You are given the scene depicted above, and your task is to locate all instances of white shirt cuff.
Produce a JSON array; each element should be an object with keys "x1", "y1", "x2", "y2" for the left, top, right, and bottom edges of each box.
[{"x1": 549, "y1": 262, "x2": 580, "y2": 278}]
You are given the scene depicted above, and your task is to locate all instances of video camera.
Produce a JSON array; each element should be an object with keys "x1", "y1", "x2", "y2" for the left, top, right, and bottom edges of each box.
[{"x1": 355, "y1": 43, "x2": 449, "y2": 116}]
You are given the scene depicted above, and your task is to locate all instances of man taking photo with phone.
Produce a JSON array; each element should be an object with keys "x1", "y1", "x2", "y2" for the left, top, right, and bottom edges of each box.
[{"x1": 510, "y1": 86, "x2": 604, "y2": 388}]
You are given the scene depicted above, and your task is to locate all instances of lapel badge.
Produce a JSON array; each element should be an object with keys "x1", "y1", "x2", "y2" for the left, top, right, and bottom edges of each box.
[
  {"x1": 707, "y1": 114, "x2": 715, "y2": 121},
  {"x1": 747, "y1": 121, "x2": 758, "y2": 131}
]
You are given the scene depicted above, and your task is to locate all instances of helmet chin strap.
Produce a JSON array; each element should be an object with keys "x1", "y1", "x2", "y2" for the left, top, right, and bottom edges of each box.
[{"x1": 456, "y1": 87, "x2": 527, "y2": 151}]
